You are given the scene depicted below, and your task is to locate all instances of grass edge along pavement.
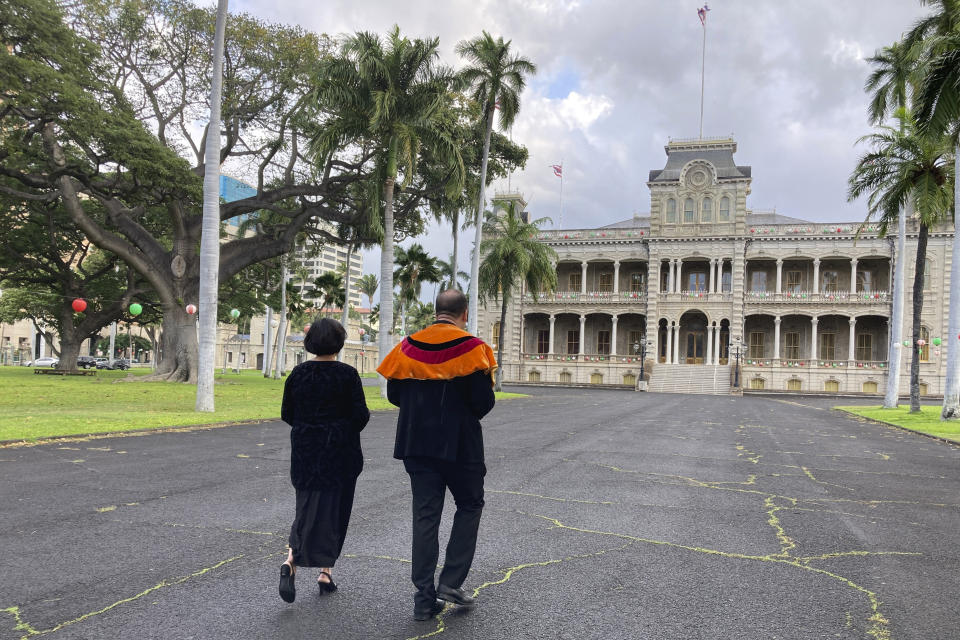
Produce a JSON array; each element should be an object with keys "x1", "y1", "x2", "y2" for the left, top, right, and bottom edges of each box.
[
  {"x1": 835, "y1": 405, "x2": 960, "y2": 444},
  {"x1": 0, "y1": 367, "x2": 526, "y2": 443}
]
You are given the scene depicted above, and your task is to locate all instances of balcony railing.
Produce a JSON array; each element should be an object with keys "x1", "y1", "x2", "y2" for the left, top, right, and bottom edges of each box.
[
  {"x1": 522, "y1": 353, "x2": 645, "y2": 363},
  {"x1": 522, "y1": 291, "x2": 647, "y2": 304},
  {"x1": 744, "y1": 291, "x2": 889, "y2": 304},
  {"x1": 742, "y1": 359, "x2": 888, "y2": 369}
]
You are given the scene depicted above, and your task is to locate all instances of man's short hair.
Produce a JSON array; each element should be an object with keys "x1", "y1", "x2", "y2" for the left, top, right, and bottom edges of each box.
[
  {"x1": 435, "y1": 289, "x2": 468, "y2": 317},
  {"x1": 304, "y1": 317, "x2": 347, "y2": 355}
]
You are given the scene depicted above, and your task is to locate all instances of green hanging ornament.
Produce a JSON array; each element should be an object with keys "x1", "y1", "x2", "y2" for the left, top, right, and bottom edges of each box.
[{"x1": 129, "y1": 303, "x2": 143, "y2": 316}]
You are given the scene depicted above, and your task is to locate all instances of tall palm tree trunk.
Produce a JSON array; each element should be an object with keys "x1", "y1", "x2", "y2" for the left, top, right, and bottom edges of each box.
[
  {"x1": 942, "y1": 149, "x2": 960, "y2": 419},
  {"x1": 340, "y1": 243, "x2": 353, "y2": 363},
  {"x1": 468, "y1": 106, "x2": 495, "y2": 335},
  {"x1": 885, "y1": 205, "x2": 908, "y2": 407},
  {"x1": 378, "y1": 176, "x2": 396, "y2": 398},
  {"x1": 263, "y1": 304, "x2": 273, "y2": 376},
  {"x1": 451, "y1": 209, "x2": 460, "y2": 289},
  {"x1": 910, "y1": 223, "x2": 929, "y2": 413},
  {"x1": 196, "y1": 0, "x2": 229, "y2": 411},
  {"x1": 494, "y1": 293, "x2": 508, "y2": 392}
]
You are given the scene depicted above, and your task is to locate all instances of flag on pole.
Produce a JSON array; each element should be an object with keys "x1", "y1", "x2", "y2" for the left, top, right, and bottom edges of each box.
[
  {"x1": 551, "y1": 164, "x2": 563, "y2": 178},
  {"x1": 698, "y1": 3, "x2": 710, "y2": 25},
  {"x1": 494, "y1": 99, "x2": 501, "y2": 110}
]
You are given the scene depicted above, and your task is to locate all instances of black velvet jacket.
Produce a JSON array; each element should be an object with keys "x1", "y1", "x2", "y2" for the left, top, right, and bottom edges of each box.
[
  {"x1": 387, "y1": 370, "x2": 496, "y2": 463},
  {"x1": 281, "y1": 360, "x2": 370, "y2": 490}
]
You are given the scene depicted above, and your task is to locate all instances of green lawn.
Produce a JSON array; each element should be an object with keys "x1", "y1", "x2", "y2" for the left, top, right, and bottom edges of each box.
[
  {"x1": 0, "y1": 367, "x2": 525, "y2": 442},
  {"x1": 835, "y1": 405, "x2": 960, "y2": 444}
]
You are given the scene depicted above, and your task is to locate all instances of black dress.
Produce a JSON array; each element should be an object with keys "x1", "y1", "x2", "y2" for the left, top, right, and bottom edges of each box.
[{"x1": 281, "y1": 360, "x2": 370, "y2": 567}]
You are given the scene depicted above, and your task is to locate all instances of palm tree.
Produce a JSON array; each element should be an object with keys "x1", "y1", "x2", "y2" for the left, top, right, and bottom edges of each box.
[
  {"x1": 456, "y1": 32, "x2": 537, "y2": 335},
  {"x1": 394, "y1": 244, "x2": 442, "y2": 336},
  {"x1": 437, "y1": 252, "x2": 469, "y2": 291},
  {"x1": 478, "y1": 203, "x2": 557, "y2": 391},
  {"x1": 408, "y1": 302, "x2": 437, "y2": 333},
  {"x1": 196, "y1": 0, "x2": 229, "y2": 412},
  {"x1": 357, "y1": 273, "x2": 379, "y2": 310},
  {"x1": 909, "y1": 0, "x2": 960, "y2": 418},
  {"x1": 849, "y1": 113, "x2": 955, "y2": 412},
  {"x1": 864, "y1": 40, "x2": 919, "y2": 409},
  {"x1": 310, "y1": 272, "x2": 346, "y2": 313},
  {"x1": 312, "y1": 26, "x2": 464, "y2": 395}
]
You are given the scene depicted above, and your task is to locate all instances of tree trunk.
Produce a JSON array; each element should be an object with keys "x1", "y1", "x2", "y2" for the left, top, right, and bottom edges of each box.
[
  {"x1": 378, "y1": 176, "x2": 396, "y2": 398},
  {"x1": 451, "y1": 209, "x2": 460, "y2": 290},
  {"x1": 467, "y1": 106, "x2": 496, "y2": 335},
  {"x1": 153, "y1": 303, "x2": 199, "y2": 382},
  {"x1": 884, "y1": 203, "x2": 908, "y2": 408},
  {"x1": 494, "y1": 294, "x2": 508, "y2": 392},
  {"x1": 274, "y1": 264, "x2": 288, "y2": 378},
  {"x1": 942, "y1": 148, "x2": 960, "y2": 419},
  {"x1": 909, "y1": 223, "x2": 929, "y2": 413},
  {"x1": 195, "y1": 0, "x2": 228, "y2": 411},
  {"x1": 340, "y1": 243, "x2": 353, "y2": 362},
  {"x1": 56, "y1": 336, "x2": 82, "y2": 373},
  {"x1": 263, "y1": 304, "x2": 273, "y2": 376}
]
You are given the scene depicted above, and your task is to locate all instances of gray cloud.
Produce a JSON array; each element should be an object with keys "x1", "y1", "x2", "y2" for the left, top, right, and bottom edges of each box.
[{"x1": 227, "y1": 0, "x2": 930, "y2": 291}]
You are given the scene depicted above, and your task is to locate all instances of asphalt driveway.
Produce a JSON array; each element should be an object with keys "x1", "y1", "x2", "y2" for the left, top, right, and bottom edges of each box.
[{"x1": 1, "y1": 388, "x2": 958, "y2": 639}]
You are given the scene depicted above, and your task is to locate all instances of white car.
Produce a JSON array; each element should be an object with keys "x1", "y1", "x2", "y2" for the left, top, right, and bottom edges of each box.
[{"x1": 28, "y1": 357, "x2": 59, "y2": 368}]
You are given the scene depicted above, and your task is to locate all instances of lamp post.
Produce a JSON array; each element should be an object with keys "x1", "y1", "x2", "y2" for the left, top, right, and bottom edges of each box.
[{"x1": 733, "y1": 336, "x2": 742, "y2": 388}]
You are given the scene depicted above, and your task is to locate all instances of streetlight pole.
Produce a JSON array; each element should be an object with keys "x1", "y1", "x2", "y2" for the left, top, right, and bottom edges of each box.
[{"x1": 733, "y1": 336, "x2": 742, "y2": 388}]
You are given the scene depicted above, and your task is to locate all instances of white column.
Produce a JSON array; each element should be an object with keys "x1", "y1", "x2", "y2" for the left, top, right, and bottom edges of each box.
[
  {"x1": 613, "y1": 261, "x2": 620, "y2": 294},
  {"x1": 776, "y1": 259, "x2": 783, "y2": 294},
  {"x1": 667, "y1": 260, "x2": 675, "y2": 293},
  {"x1": 706, "y1": 323, "x2": 713, "y2": 365},
  {"x1": 673, "y1": 324, "x2": 681, "y2": 363},
  {"x1": 709, "y1": 259, "x2": 717, "y2": 293},
  {"x1": 813, "y1": 259, "x2": 821, "y2": 294},
  {"x1": 578, "y1": 315, "x2": 586, "y2": 355},
  {"x1": 811, "y1": 317, "x2": 819, "y2": 361},
  {"x1": 675, "y1": 259, "x2": 682, "y2": 293},
  {"x1": 774, "y1": 316, "x2": 781, "y2": 360},
  {"x1": 850, "y1": 258, "x2": 858, "y2": 294},
  {"x1": 581, "y1": 262, "x2": 588, "y2": 294},
  {"x1": 610, "y1": 316, "x2": 618, "y2": 356},
  {"x1": 665, "y1": 322, "x2": 673, "y2": 364},
  {"x1": 548, "y1": 315, "x2": 556, "y2": 355},
  {"x1": 848, "y1": 317, "x2": 857, "y2": 362},
  {"x1": 715, "y1": 325, "x2": 722, "y2": 363},
  {"x1": 717, "y1": 259, "x2": 724, "y2": 292}
]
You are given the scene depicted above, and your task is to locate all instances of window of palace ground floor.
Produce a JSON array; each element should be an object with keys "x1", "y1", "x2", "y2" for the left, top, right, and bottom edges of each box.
[
  {"x1": 751, "y1": 377, "x2": 765, "y2": 390},
  {"x1": 528, "y1": 371, "x2": 541, "y2": 382},
  {"x1": 863, "y1": 381, "x2": 878, "y2": 393},
  {"x1": 787, "y1": 378, "x2": 801, "y2": 391},
  {"x1": 623, "y1": 373, "x2": 636, "y2": 386},
  {"x1": 825, "y1": 380, "x2": 840, "y2": 392},
  {"x1": 560, "y1": 371, "x2": 572, "y2": 383},
  {"x1": 590, "y1": 373, "x2": 603, "y2": 384}
]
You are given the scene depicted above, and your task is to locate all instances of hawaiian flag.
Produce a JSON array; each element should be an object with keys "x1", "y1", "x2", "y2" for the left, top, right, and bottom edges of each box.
[
  {"x1": 698, "y1": 3, "x2": 710, "y2": 25},
  {"x1": 494, "y1": 99, "x2": 501, "y2": 110},
  {"x1": 551, "y1": 164, "x2": 563, "y2": 178}
]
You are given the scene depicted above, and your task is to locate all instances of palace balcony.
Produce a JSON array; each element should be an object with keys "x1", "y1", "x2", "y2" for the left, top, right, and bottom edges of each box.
[
  {"x1": 522, "y1": 291, "x2": 647, "y2": 304},
  {"x1": 521, "y1": 353, "x2": 646, "y2": 364},
  {"x1": 744, "y1": 291, "x2": 890, "y2": 305},
  {"x1": 742, "y1": 358, "x2": 888, "y2": 370}
]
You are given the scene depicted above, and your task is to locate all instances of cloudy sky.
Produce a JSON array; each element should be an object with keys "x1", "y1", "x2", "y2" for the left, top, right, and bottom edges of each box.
[{"x1": 229, "y1": 0, "x2": 931, "y2": 296}]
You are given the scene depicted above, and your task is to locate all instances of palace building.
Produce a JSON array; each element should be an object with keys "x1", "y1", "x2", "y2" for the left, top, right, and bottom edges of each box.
[{"x1": 477, "y1": 137, "x2": 954, "y2": 395}]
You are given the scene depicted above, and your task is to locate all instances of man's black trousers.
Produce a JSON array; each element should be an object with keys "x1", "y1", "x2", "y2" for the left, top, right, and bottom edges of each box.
[{"x1": 403, "y1": 457, "x2": 485, "y2": 607}]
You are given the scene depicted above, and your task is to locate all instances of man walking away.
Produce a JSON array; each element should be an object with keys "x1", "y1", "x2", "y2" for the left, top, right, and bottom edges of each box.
[{"x1": 377, "y1": 289, "x2": 497, "y2": 621}]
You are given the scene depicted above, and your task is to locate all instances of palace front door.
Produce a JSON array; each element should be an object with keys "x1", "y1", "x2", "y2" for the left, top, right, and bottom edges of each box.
[{"x1": 686, "y1": 332, "x2": 704, "y2": 364}]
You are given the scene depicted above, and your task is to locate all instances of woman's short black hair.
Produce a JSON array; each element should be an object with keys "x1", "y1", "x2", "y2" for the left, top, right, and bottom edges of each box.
[{"x1": 304, "y1": 318, "x2": 346, "y2": 355}]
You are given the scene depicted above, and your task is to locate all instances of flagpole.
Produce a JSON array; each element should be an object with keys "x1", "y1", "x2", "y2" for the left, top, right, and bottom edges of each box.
[
  {"x1": 559, "y1": 160, "x2": 564, "y2": 229},
  {"x1": 699, "y1": 19, "x2": 706, "y2": 139}
]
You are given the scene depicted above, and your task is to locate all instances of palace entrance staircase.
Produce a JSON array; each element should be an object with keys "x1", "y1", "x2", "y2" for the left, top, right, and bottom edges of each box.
[{"x1": 648, "y1": 364, "x2": 733, "y2": 395}]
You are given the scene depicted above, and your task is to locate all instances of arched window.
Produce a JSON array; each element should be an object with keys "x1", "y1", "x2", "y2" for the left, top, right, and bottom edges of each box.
[
  {"x1": 824, "y1": 380, "x2": 840, "y2": 393},
  {"x1": 666, "y1": 199, "x2": 677, "y2": 223},
  {"x1": 683, "y1": 198, "x2": 695, "y2": 223},
  {"x1": 920, "y1": 327, "x2": 930, "y2": 362},
  {"x1": 924, "y1": 259, "x2": 934, "y2": 291},
  {"x1": 787, "y1": 378, "x2": 802, "y2": 391},
  {"x1": 863, "y1": 381, "x2": 878, "y2": 393},
  {"x1": 701, "y1": 197, "x2": 712, "y2": 222},
  {"x1": 559, "y1": 371, "x2": 572, "y2": 383},
  {"x1": 528, "y1": 370, "x2": 541, "y2": 382},
  {"x1": 492, "y1": 321, "x2": 500, "y2": 350},
  {"x1": 623, "y1": 373, "x2": 637, "y2": 386},
  {"x1": 719, "y1": 196, "x2": 731, "y2": 221},
  {"x1": 590, "y1": 372, "x2": 604, "y2": 384}
]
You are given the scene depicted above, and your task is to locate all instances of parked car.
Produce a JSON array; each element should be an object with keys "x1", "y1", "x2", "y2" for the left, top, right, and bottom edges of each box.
[
  {"x1": 96, "y1": 358, "x2": 130, "y2": 370},
  {"x1": 94, "y1": 357, "x2": 108, "y2": 366},
  {"x1": 77, "y1": 356, "x2": 97, "y2": 369},
  {"x1": 28, "y1": 357, "x2": 59, "y2": 368}
]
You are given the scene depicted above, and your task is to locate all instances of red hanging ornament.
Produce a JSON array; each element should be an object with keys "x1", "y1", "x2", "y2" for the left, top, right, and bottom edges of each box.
[
  {"x1": 71, "y1": 298, "x2": 87, "y2": 313},
  {"x1": 186, "y1": 304, "x2": 197, "y2": 315}
]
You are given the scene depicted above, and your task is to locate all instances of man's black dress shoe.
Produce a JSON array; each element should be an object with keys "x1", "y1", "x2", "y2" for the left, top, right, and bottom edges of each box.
[
  {"x1": 413, "y1": 599, "x2": 445, "y2": 621},
  {"x1": 437, "y1": 584, "x2": 476, "y2": 606}
]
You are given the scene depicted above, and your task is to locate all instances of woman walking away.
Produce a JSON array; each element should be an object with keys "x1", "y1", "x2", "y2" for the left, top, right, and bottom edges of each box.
[{"x1": 278, "y1": 318, "x2": 370, "y2": 603}]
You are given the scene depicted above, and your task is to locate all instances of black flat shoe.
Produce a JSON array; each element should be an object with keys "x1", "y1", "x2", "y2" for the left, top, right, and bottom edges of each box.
[
  {"x1": 279, "y1": 563, "x2": 296, "y2": 603},
  {"x1": 317, "y1": 571, "x2": 337, "y2": 594},
  {"x1": 413, "y1": 599, "x2": 445, "y2": 621},
  {"x1": 437, "y1": 584, "x2": 476, "y2": 607}
]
